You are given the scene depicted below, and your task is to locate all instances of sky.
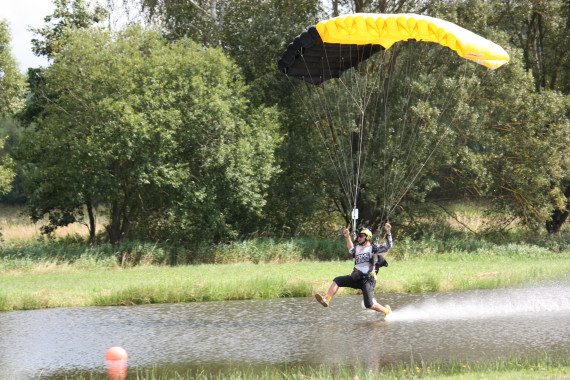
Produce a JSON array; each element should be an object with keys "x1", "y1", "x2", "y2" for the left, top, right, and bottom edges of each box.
[{"x1": 2, "y1": 0, "x2": 55, "y2": 73}]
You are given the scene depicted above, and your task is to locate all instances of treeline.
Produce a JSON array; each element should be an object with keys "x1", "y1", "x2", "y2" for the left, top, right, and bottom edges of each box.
[{"x1": 0, "y1": 0, "x2": 568, "y2": 246}]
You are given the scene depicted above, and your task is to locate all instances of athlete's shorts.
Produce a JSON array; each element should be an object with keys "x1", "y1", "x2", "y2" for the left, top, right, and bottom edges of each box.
[{"x1": 334, "y1": 270, "x2": 376, "y2": 309}]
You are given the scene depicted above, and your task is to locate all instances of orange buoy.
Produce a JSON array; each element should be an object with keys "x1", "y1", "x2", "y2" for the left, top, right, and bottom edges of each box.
[
  {"x1": 105, "y1": 346, "x2": 128, "y2": 361},
  {"x1": 106, "y1": 347, "x2": 128, "y2": 379}
]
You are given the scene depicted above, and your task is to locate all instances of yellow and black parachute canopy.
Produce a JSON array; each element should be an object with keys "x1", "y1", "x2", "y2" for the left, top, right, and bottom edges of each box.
[{"x1": 278, "y1": 13, "x2": 510, "y2": 85}]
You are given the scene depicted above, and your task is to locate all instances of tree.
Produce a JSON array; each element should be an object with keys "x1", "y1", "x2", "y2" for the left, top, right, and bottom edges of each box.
[
  {"x1": 417, "y1": 0, "x2": 570, "y2": 234},
  {"x1": 140, "y1": 0, "x2": 322, "y2": 81},
  {"x1": 330, "y1": 0, "x2": 424, "y2": 14},
  {"x1": 467, "y1": 62, "x2": 569, "y2": 231},
  {"x1": 140, "y1": 0, "x2": 340, "y2": 236},
  {"x1": 0, "y1": 19, "x2": 25, "y2": 197},
  {"x1": 17, "y1": 26, "x2": 281, "y2": 245},
  {"x1": 454, "y1": 0, "x2": 570, "y2": 233},
  {"x1": 30, "y1": 0, "x2": 108, "y2": 60},
  {"x1": 0, "y1": 20, "x2": 26, "y2": 118},
  {"x1": 141, "y1": 0, "x2": 255, "y2": 47},
  {"x1": 9, "y1": 0, "x2": 108, "y2": 207},
  {"x1": 0, "y1": 137, "x2": 14, "y2": 197},
  {"x1": 492, "y1": 0, "x2": 570, "y2": 233},
  {"x1": 21, "y1": 0, "x2": 108, "y2": 129},
  {"x1": 492, "y1": 0, "x2": 569, "y2": 93}
]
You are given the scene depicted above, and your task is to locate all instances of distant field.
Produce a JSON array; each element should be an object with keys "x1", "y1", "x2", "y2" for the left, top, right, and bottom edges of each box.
[
  {"x1": 2, "y1": 201, "x2": 568, "y2": 245},
  {"x1": 0, "y1": 204, "x2": 106, "y2": 243}
]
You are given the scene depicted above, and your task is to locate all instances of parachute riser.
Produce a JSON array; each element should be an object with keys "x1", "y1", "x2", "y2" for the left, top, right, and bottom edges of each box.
[
  {"x1": 351, "y1": 208, "x2": 358, "y2": 240},
  {"x1": 375, "y1": 218, "x2": 389, "y2": 243}
]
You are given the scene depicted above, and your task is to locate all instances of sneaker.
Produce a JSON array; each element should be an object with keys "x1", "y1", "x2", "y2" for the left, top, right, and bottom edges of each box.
[
  {"x1": 382, "y1": 305, "x2": 392, "y2": 315},
  {"x1": 315, "y1": 293, "x2": 329, "y2": 307}
]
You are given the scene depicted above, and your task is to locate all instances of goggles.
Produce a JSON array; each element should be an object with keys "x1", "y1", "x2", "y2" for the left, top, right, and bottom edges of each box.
[{"x1": 357, "y1": 233, "x2": 367, "y2": 238}]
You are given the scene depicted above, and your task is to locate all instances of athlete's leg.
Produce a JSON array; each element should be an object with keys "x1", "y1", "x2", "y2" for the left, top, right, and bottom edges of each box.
[
  {"x1": 369, "y1": 302, "x2": 391, "y2": 315},
  {"x1": 362, "y1": 279, "x2": 375, "y2": 308},
  {"x1": 363, "y1": 280, "x2": 391, "y2": 315},
  {"x1": 316, "y1": 275, "x2": 356, "y2": 307},
  {"x1": 326, "y1": 281, "x2": 339, "y2": 298}
]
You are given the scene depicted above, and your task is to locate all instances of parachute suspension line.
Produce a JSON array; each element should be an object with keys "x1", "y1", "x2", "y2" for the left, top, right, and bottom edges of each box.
[
  {"x1": 337, "y1": 45, "x2": 388, "y2": 232},
  {"x1": 368, "y1": 45, "x2": 421, "y2": 236},
  {"x1": 393, "y1": 44, "x2": 439, "y2": 199},
  {"x1": 361, "y1": 50, "x2": 389, "y2": 232},
  {"x1": 383, "y1": 50, "x2": 485, "y2": 220},
  {"x1": 283, "y1": 53, "x2": 348, "y2": 208},
  {"x1": 364, "y1": 51, "x2": 391, "y2": 235},
  {"x1": 337, "y1": 44, "x2": 470, "y2": 229},
  {"x1": 327, "y1": 45, "x2": 361, "y2": 215},
  {"x1": 341, "y1": 44, "x2": 363, "y2": 229},
  {"x1": 357, "y1": 46, "x2": 386, "y2": 206},
  {"x1": 380, "y1": 49, "x2": 399, "y2": 231},
  {"x1": 377, "y1": 43, "x2": 470, "y2": 224},
  {"x1": 299, "y1": 68, "x2": 355, "y2": 213},
  {"x1": 373, "y1": 44, "x2": 415, "y2": 226},
  {"x1": 343, "y1": 50, "x2": 375, "y2": 232},
  {"x1": 332, "y1": 44, "x2": 362, "y2": 214},
  {"x1": 384, "y1": 43, "x2": 441, "y2": 215},
  {"x1": 388, "y1": 62, "x2": 489, "y2": 214},
  {"x1": 378, "y1": 42, "x2": 431, "y2": 224},
  {"x1": 320, "y1": 43, "x2": 373, "y2": 225},
  {"x1": 347, "y1": 46, "x2": 362, "y2": 214},
  {"x1": 294, "y1": 46, "x2": 360, "y2": 218},
  {"x1": 346, "y1": 49, "x2": 367, "y2": 217},
  {"x1": 379, "y1": 48, "x2": 395, "y2": 228}
]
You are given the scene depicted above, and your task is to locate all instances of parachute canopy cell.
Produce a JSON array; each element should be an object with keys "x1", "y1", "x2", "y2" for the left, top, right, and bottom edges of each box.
[{"x1": 278, "y1": 13, "x2": 510, "y2": 84}]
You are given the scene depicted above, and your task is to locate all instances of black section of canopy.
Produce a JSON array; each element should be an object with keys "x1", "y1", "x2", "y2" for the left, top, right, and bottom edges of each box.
[{"x1": 278, "y1": 26, "x2": 384, "y2": 85}]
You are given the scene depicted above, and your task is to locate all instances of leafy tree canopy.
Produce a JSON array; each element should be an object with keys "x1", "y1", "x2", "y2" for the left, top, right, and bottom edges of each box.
[
  {"x1": 0, "y1": 20, "x2": 24, "y2": 196},
  {"x1": 17, "y1": 25, "x2": 282, "y2": 244},
  {"x1": 30, "y1": 0, "x2": 108, "y2": 59},
  {"x1": 0, "y1": 19, "x2": 26, "y2": 117}
]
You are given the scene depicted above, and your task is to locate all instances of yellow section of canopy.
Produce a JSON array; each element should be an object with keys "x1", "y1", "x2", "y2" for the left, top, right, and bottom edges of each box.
[{"x1": 315, "y1": 13, "x2": 509, "y2": 70}]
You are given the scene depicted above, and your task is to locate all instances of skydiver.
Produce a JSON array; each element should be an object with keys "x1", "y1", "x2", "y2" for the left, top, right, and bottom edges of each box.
[{"x1": 315, "y1": 222, "x2": 392, "y2": 315}]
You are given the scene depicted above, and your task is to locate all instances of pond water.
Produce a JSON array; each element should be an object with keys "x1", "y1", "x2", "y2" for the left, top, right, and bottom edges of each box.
[{"x1": 1, "y1": 282, "x2": 569, "y2": 379}]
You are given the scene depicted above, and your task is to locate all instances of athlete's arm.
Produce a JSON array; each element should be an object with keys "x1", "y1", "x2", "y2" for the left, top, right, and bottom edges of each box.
[{"x1": 343, "y1": 228, "x2": 354, "y2": 251}]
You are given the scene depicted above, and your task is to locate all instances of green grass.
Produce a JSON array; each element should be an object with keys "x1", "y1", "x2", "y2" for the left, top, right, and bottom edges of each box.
[
  {"x1": 65, "y1": 352, "x2": 570, "y2": 379},
  {"x1": 1, "y1": 250, "x2": 568, "y2": 311},
  {"x1": 0, "y1": 237, "x2": 348, "y2": 267}
]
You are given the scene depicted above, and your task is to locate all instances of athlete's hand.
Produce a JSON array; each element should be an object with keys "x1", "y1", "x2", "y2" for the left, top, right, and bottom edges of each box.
[
  {"x1": 384, "y1": 222, "x2": 391, "y2": 234},
  {"x1": 343, "y1": 228, "x2": 350, "y2": 238}
]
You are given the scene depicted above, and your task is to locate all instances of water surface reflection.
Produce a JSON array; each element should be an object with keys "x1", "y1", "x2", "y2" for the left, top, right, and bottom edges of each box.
[{"x1": 0, "y1": 283, "x2": 568, "y2": 379}]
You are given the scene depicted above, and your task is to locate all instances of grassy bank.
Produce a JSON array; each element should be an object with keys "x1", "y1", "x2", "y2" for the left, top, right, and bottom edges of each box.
[
  {"x1": 136, "y1": 356, "x2": 570, "y2": 380},
  {"x1": 1, "y1": 248, "x2": 568, "y2": 311},
  {"x1": 68, "y1": 352, "x2": 570, "y2": 379}
]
